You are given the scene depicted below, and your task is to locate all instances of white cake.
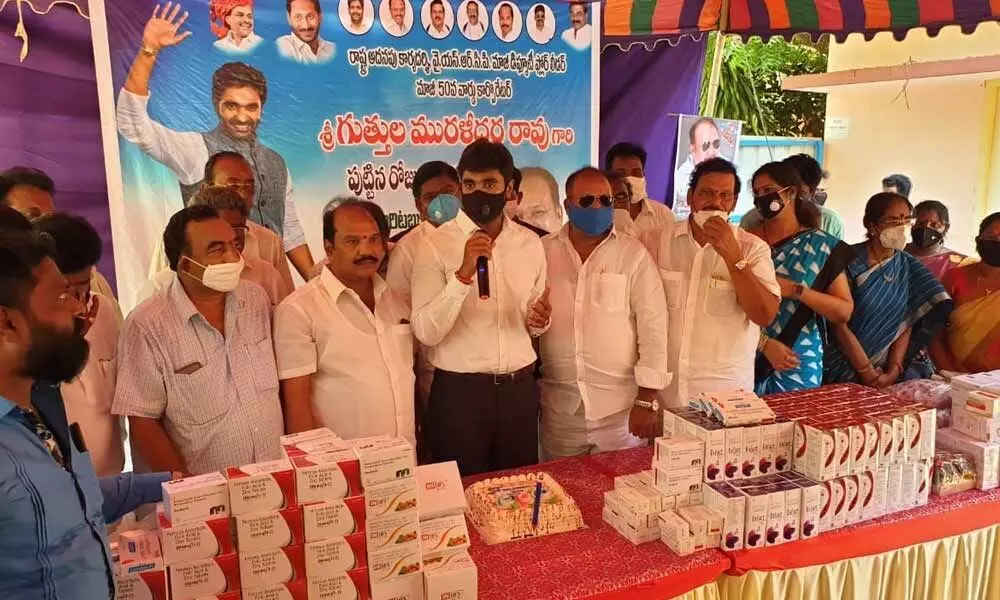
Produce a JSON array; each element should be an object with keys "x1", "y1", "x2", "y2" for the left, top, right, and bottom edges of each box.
[{"x1": 465, "y1": 472, "x2": 584, "y2": 544}]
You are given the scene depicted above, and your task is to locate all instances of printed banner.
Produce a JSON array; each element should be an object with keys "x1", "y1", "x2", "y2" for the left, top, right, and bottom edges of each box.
[
  {"x1": 672, "y1": 114, "x2": 742, "y2": 219},
  {"x1": 93, "y1": 0, "x2": 598, "y2": 307}
]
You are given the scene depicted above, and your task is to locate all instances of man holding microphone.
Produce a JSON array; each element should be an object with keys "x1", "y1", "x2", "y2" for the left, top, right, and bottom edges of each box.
[{"x1": 411, "y1": 139, "x2": 550, "y2": 476}]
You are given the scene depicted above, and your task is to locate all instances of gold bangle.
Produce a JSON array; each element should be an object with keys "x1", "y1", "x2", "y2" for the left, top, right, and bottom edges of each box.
[{"x1": 141, "y1": 45, "x2": 159, "y2": 57}]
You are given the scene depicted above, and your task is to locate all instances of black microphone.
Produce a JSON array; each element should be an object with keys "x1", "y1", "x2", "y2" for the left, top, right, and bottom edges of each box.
[{"x1": 476, "y1": 255, "x2": 490, "y2": 300}]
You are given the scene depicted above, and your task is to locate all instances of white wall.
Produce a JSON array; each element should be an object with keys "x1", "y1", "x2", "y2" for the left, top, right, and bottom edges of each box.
[{"x1": 823, "y1": 23, "x2": 1000, "y2": 255}]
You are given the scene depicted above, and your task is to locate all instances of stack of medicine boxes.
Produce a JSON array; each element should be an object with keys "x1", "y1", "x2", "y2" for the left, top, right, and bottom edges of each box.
[{"x1": 938, "y1": 371, "x2": 1000, "y2": 491}]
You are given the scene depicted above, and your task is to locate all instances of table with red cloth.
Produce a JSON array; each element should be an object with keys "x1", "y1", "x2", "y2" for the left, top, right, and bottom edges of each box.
[
  {"x1": 463, "y1": 447, "x2": 729, "y2": 600},
  {"x1": 725, "y1": 485, "x2": 1000, "y2": 575}
]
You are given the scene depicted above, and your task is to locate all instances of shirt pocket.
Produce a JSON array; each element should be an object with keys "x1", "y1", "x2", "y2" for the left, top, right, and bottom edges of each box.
[
  {"x1": 705, "y1": 277, "x2": 742, "y2": 318},
  {"x1": 591, "y1": 273, "x2": 628, "y2": 314},
  {"x1": 171, "y1": 366, "x2": 230, "y2": 426},
  {"x1": 391, "y1": 323, "x2": 415, "y2": 368},
  {"x1": 660, "y1": 270, "x2": 684, "y2": 310},
  {"x1": 247, "y1": 337, "x2": 280, "y2": 393}
]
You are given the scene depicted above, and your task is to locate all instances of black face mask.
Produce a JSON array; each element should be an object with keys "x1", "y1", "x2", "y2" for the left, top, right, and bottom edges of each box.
[
  {"x1": 462, "y1": 190, "x2": 507, "y2": 224},
  {"x1": 753, "y1": 191, "x2": 785, "y2": 220},
  {"x1": 911, "y1": 225, "x2": 944, "y2": 249},
  {"x1": 978, "y1": 239, "x2": 1000, "y2": 267},
  {"x1": 19, "y1": 316, "x2": 90, "y2": 384}
]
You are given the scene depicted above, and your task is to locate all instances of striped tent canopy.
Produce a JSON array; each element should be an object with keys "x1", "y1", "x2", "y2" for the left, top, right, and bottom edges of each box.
[{"x1": 603, "y1": 0, "x2": 1000, "y2": 44}]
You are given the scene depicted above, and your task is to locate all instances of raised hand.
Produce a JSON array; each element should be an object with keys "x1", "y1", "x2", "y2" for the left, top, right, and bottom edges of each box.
[{"x1": 143, "y1": 2, "x2": 192, "y2": 52}]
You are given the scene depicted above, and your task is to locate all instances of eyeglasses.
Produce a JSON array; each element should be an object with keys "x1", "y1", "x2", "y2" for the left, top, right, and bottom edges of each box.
[
  {"x1": 878, "y1": 217, "x2": 914, "y2": 228},
  {"x1": 613, "y1": 192, "x2": 630, "y2": 203},
  {"x1": 701, "y1": 139, "x2": 721, "y2": 153},
  {"x1": 696, "y1": 189, "x2": 734, "y2": 202},
  {"x1": 578, "y1": 194, "x2": 612, "y2": 208}
]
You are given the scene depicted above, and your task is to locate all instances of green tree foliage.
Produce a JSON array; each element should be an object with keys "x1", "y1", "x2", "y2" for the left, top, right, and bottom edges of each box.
[{"x1": 700, "y1": 34, "x2": 828, "y2": 137}]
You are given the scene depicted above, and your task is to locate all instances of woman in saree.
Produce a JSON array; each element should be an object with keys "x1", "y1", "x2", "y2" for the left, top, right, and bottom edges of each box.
[
  {"x1": 905, "y1": 200, "x2": 972, "y2": 281},
  {"x1": 825, "y1": 193, "x2": 953, "y2": 387},
  {"x1": 746, "y1": 162, "x2": 854, "y2": 394},
  {"x1": 930, "y1": 213, "x2": 1000, "y2": 373}
]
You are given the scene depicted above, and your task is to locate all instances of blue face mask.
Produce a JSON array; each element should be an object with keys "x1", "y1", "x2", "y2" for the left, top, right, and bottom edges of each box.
[
  {"x1": 427, "y1": 193, "x2": 460, "y2": 225},
  {"x1": 568, "y1": 204, "x2": 614, "y2": 236}
]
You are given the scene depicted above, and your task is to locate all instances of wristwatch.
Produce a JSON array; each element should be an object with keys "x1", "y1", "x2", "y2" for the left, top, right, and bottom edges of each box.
[
  {"x1": 731, "y1": 257, "x2": 749, "y2": 272},
  {"x1": 635, "y1": 397, "x2": 660, "y2": 412}
]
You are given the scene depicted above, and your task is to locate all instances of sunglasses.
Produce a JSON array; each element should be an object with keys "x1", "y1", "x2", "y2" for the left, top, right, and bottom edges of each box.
[
  {"x1": 701, "y1": 139, "x2": 721, "y2": 153},
  {"x1": 578, "y1": 194, "x2": 613, "y2": 208}
]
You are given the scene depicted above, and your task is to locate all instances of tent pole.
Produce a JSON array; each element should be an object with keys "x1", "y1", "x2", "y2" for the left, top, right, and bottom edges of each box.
[{"x1": 703, "y1": 0, "x2": 731, "y2": 117}]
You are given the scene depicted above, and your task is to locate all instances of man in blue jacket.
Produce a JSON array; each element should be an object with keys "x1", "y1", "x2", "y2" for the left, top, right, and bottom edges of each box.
[{"x1": 0, "y1": 219, "x2": 170, "y2": 599}]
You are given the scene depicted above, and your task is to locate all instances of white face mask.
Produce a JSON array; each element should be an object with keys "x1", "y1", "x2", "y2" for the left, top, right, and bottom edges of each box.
[
  {"x1": 184, "y1": 256, "x2": 244, "y2": 292},
  {"x1": 693, "y1": 210, "x2": 729, "y2": 229},
  {"x1": 625, "y1": 176, "x2": 647, "y2": 204},
  {"x1": 879, "y1": 225, "x2": 908, "y2": 251}
]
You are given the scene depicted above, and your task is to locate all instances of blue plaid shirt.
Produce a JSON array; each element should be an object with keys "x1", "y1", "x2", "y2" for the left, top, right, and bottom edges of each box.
[{"x1": 0, "y1": 384, "x2": 169, "y2": 600}]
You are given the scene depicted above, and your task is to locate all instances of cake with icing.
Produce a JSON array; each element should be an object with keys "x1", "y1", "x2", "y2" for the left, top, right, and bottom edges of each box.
[{"x1": 465, "y1": 472, "x2": 584, "y2": 545}]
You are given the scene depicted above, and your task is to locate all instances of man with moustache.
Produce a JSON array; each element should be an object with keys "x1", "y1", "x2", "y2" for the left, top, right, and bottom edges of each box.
[
  {"x1": 425, "y1": 0, "x2": 450, "y2": 38},
  {"x1": 385, "y1": 0, "x2": 410, "y2": 35},
  {"x1": 561, "y1": 1, "x2": 591, "y2": 50},
  {"x1": 540, "y1": 168, "x2": 668, "y2": 458},
  {"x1": 211, "y1": 0, "x2": 262, "y2": 53},
  {"x1": 412, "y1": 140, "x2": 551, "y2": 475},
  {"x1": 461, "y1": 0, "x2": 485, "y2": 39},
  {"x1": 528, "y1": 4, "x2": 552, "y2": 43},
  {"x1": 346, "y1": 0, "x2": 368, "y2": 33},
  {"x1": 0, "y1": 228, "x2": 171, "y2": 599},
  {"x1": 117, "y1": 2, "x2": 315, "y2": 279},
  {"x1": 642, "y1": 158, "x2": 779, "y2": 408},
  {"x1": 113, "y1": 205, "x2": 284, "y2": 475},
  {"x1": 276, "y1": 200, "x2": 415, "y2": 445},
  {"x1": 674, "y1": 117, "x2": 723, "y2": 214},
  {"x1": 497, "y1": 2, "x2": 515, "y2": 40},
  {"x1": 277, "y1": 0, "x2": 335, "y2": 63}
]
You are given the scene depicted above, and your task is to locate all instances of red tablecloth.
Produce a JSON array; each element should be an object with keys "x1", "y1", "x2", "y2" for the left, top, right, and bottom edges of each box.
[
  {"x1": 725, "y1": 486, "x2": 1000, "y2": 575},
  {"x1": 464, "y1": 448, "x2": 729, "y2": 600}
]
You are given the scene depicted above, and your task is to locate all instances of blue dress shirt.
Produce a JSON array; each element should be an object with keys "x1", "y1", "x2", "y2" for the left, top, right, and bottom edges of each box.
[{"x1": 0, "y1": 384, "x2": 170, "y2": 600}]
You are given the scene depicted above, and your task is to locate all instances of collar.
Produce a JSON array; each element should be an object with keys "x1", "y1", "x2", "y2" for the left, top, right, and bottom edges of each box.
[
  {"x1": 0, "y1": 383, "x2": 62, "y2": 423},
  {"x1": 557, "y1": 222, "x2": 618, "y2": 243},
  {"x1": 0, "y1": 394, "x2": 16, "y2": 421},
  {"x1": 227, "y1": 31, "x2": 259, "y2": 46},
  {"x1": 674, "y1": 218, "x2": 694, "y2": 238},
  {"x1": 168, "y1": 273, "x2": 239, "y2": 324},
  {"x1": 319, "y1": 266, "x2": 387, "y2": 303},
  {"x1": 289, "y1": 34, "x2": 325, "y2": 56},
  {"x1": 455, "y1": 210, "x2": 512, "y2": 237}
]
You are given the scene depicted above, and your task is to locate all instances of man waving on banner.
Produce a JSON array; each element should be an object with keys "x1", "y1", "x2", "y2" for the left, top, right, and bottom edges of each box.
[{"x1": 116, "y1": 2, "x2": 315, "y2": 279}]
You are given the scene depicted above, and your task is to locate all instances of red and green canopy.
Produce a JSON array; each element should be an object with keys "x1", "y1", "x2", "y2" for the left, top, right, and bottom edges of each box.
[{"x1": 603, "y1": 0, "x2": 1000, "y2": 41}]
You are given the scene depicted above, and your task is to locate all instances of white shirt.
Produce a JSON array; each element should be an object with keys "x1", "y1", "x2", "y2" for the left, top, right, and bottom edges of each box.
[
  {"x1": 274, "y1": 269, "x2": 415, "y2": 445},
  {"x1": 613, "y1": 198, "x2": 676, "y2": 238},
  {"x1": 540, "y1": 226, "x2": 670, "y2": 421},
  {"x1": 213, "y1": 31, "x2": 263, "y2": 53},
  {"x1": 411, "y1": 212, "x2": 547, "y2": 374},
  {"x1": 386, "y1": 220, "x2": 436, "y2": 315},
  {"x1": 115, "y1": 89, "x2": 306, "y2": 251},
  {"x1": 112, "y1": 279, "x2": 284, "y2": 475},
  {"x1": 528, "y1": 23, "x2": 554, "y2": 44},
  {"x1": 641, "y1": 219, "x2": 780, "y2": 407},
  {"x1": 461, "y1": 20, "x2": 485, "y2": 39},
  {"x1": 561, "y1": 24, "x2": 592, "y2": 50},
  {"x1": 62, "y1": 292, "x2": 124, "y2": 477},
  {"x1": 275, "y1": 34, "x2": 335, "y2": 64}
]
